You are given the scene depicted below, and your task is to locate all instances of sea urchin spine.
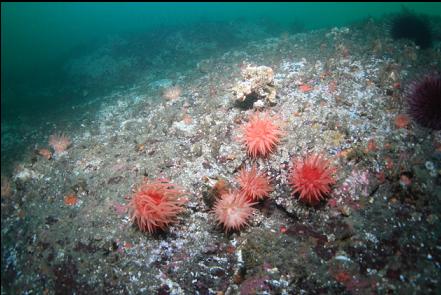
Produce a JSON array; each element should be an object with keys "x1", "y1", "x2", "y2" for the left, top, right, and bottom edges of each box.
[{"x1": 407, "y1": 74, "x2": 441, "y2": 130}]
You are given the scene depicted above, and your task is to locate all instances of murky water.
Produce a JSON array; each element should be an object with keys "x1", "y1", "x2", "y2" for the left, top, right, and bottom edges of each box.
[{"x1": 1, "y1": 3, "x2": 440, "y2": 294}]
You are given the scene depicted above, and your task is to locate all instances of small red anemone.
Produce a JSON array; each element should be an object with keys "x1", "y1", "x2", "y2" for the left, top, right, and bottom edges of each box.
[
  {"x1": 288, "y1": 154, "x2": 336, "y2": 205},
  {"x1": 129, "y1": 179, "x2": 186, "y2": 233}
]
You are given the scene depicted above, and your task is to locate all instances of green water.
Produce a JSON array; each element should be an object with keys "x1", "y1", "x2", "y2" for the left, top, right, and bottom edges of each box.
[
  {"x1": 2, "y1": 2, "x2": 441, "y2": 119},
  {"x1": 1, "y1": 2, "x2": 441, "y2": 174}
]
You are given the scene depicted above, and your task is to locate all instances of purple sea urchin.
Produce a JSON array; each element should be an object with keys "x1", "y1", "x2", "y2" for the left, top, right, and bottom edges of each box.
[
  {"x1": 407, "y1": 74, "x2": 441, "y2": 130},
  {"x1": 390, "y1": 11, "x2": 432, "y2": 49}
]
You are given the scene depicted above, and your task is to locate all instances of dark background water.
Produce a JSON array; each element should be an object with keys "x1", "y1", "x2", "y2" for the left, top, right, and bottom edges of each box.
[
  {"x1": 2, "y1": 3, "x2": 441, "y2": 119},
  {"x1": 1, "y1": 2, "x2": 441, "y2": 173}
]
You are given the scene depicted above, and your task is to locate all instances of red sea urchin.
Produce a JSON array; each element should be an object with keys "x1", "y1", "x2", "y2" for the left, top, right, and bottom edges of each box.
[
  {"x1": 213, "y1": 191, "x2": 255, "y2": 232},
  {"x1": 407, "y1": 74, "x2": 441, "y2": 130},
  {"x1": 240, "y1": 112, "x2": 284, "y2": 158},
  {"x1": 288, "y1": 154, "x2": 336, "y2": 205},
  {"x1": 236, "y1": 164, "x2": 272, "y2": 202},
  {"x1": 129, "y1": 179, "x2": 187, "y2": 233}
]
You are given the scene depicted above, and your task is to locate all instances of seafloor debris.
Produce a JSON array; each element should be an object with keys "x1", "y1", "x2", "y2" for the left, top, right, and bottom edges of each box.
[
  {"x1": 232, "y1": 64, "x2": 277, "y2": 107},
  {"x1": 2, "y1": 16, "x2": 441, "y2": 294}
]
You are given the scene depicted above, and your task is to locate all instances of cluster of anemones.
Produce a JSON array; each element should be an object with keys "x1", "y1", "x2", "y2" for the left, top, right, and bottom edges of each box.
[
  {"x1": 205, "y1": 111, "x2": 337, "y2": 233},
  {"x1": 212, "y1": 164, "x2": 273, "y2": 232},
  {"x1": 239, "y1": 111, "x2": 336, "y2": 206},
  {"x1": 128, "y1": 111, "x2": 338, "y2": 235},
  {"x1": 210, "y1": 154, "x2": 336, "y2": 233},
  {"x1": 128, "y1": 165, "x2": 274, "y2": 234}
]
